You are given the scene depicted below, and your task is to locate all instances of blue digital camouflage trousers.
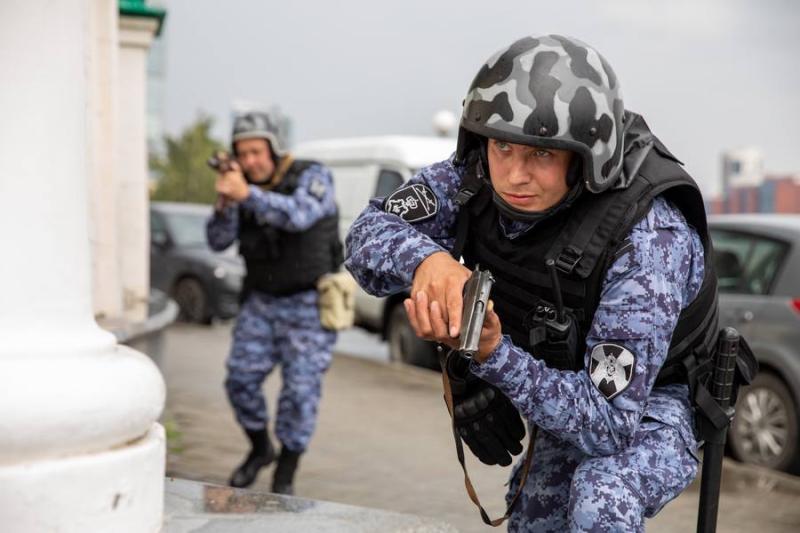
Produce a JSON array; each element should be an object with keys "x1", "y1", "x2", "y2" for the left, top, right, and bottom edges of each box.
[
  {"x1": 225, "y1": 289, "x2": 336, "y2": 452},
  {"x1": 505, "y1": 420, "x2": 699, "y2": 532}
]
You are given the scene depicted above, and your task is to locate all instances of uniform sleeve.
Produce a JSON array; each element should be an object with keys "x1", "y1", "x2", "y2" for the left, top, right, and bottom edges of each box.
[
  {"x1": 344, "y1": 159, "x2": 464, "y2": 296},
  {"x1": 239, "y1": 164, "x2": 337, "y2": 232},
  {"x1": 470, "y1": 197, "x2": 705, "y2": 456},
  {"x1": 206, "y1": 204, "x2": 239, "y2": 251}
]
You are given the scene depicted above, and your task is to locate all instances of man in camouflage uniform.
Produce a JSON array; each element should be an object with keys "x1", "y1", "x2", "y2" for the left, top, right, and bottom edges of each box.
[
  {"x1": 207, "y1": 110, "x2": 342, "y2": 494},
  {"x1": 345, "y1": 35, "x2": 717, "y2": 531}
]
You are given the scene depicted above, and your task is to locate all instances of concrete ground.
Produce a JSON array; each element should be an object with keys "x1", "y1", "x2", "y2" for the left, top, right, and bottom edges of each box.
[{"x1": 161, "y1": 322, "x2": 800, "y2": 533}]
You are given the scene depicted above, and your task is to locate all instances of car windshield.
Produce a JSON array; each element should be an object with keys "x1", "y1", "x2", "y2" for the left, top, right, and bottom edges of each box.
[{"x1": 165, "y1": 212, "x2": 208, "y2": 247}]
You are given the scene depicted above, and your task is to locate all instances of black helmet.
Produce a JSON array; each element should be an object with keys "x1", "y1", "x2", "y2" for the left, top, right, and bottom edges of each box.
[{"x1": 456, "y1": 34, "x2": 625, "y2": 193}]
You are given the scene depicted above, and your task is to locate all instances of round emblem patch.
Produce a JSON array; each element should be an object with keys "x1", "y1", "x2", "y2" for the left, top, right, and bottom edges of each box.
[{"x1": 589, "y1": 343, "x2": 635, "y2": 400}]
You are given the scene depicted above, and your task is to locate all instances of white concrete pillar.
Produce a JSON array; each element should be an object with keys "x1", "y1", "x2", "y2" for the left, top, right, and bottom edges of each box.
[
  {"x1": 117, "y1": 15, "x2": 160, "y2": 322},
  {"x1": 0, "y1": 1, "x2": 166, "y2": 531},
  {"x1": 88, "y1": 0, "x2": 123, "y2": 321}
]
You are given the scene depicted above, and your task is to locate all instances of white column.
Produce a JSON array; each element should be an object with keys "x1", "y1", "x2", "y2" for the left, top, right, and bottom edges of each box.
[
  {"x1": 88, "y1": 0, "x2": 123, "y2": 321},
  {"x1": 117, "y1": 15, "x2": 160, "y2": 322},
  {"x1": 0, "y1": 1, "x2": 166, "y2": 531}
]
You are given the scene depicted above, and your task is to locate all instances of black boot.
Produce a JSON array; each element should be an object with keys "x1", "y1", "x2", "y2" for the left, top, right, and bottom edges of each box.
[
  {"x1": 271, "y1": 447, "x2": 302, "y2": 495},
  {"x1": 229, "y1": 428, "x2": 275, "y2": 488}
]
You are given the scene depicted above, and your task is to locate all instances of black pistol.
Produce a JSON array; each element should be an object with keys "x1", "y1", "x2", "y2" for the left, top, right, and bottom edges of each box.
[
  {"x1": 207, "y1": 150, "x2": 236, "y2": 172},
  {"x1": 458, "y1": 268, "x2": 495, "y2": 359},
  {"x1": 207, "y1": 151, "x2": 236, "y2": 211}
]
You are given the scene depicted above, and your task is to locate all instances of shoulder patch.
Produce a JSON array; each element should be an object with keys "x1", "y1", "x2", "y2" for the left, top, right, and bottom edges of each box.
[
  {"x1": 383, "y1": 183, "x2": 438, "y2": 223},
  {"x1": 588, "y1": 343, "x2": 635, "y2": 400},
  {"x1": 309, "y1": 177, "x2": 327, "y2": 200}
]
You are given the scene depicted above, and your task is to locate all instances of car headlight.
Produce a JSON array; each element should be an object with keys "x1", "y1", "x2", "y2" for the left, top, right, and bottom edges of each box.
[{"x1": 213, "y1": 266, "x2": 227, "y2": 279}]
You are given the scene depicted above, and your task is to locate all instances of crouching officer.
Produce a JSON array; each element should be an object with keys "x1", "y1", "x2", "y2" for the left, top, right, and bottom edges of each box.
[
  {"x1": 206, "y1": 110, "x2": 343, "y2": 494},
  {"x1": 345, "y1": 35, "x2": 719, "y2": 531}
]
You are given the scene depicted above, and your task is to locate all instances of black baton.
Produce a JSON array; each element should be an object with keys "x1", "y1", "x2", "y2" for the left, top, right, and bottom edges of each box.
[{"x1": 697, "y1": 327, "x2": 739, "y2": 533}]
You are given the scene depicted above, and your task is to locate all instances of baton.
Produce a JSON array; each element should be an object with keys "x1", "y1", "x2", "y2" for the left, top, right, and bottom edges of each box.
[{"x1": 697, "y1": 327, "x2": 739, "y2": 533}]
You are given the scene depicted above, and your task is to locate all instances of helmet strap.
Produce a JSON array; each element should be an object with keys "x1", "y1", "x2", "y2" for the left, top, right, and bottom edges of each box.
[{"x1": 487, "y1": 157, "x2": 584, "y2": 223}]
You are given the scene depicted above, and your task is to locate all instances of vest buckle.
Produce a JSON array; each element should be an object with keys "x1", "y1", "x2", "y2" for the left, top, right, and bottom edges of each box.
[
  {"x1": 555, "y1": 246, "x2": 582, "y2": 274},
  {"x1": 454, "y1": 188, "x2": 477, "y2": 206}
]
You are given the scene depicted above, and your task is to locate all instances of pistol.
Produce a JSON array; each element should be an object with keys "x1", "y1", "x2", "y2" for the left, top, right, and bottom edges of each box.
[
  {"x1": 207, "y1": 151, "x2": 236, "y2": 211},
  {"x1": 458, "y1": 268, "x2": 495, "y2": 359},
  {"x1": 207, "y1": 150, "x2": 236, "y2": 173}
]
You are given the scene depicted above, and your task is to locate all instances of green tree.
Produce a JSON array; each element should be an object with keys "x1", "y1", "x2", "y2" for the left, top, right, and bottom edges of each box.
[{"x1": 150, "y1": 114, "x2": 224, "y2": 204}]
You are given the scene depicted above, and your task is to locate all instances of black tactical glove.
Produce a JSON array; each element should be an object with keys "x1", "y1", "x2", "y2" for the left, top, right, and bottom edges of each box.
[{"x1": 446, "y1": 354, "x2": 526, "y2": 466}]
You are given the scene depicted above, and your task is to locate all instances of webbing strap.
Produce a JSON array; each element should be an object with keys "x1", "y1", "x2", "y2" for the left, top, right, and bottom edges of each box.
[
  {"x1": 545, "y1": 178, "x2": 649, "y2": 277},
  {"x1": 695, "y1": 383, "x2": 732, "y2": 432},
  {"x1": 450, "y1": 167, "x2": 485, "y2": 260},
  {"x1": 451, "y1": 209, "x2": 470, "y2": 261},
  {"x1": 439, "y1": 350, "x2": 536, "y2": 527}
]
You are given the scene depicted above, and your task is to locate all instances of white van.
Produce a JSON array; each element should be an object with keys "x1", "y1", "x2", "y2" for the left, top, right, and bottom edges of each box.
[{"x1": 294, "y1": 135, "x2": 455, "y2": 366}]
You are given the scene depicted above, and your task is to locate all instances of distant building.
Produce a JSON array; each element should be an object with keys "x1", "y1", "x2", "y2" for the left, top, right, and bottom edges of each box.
[
  {"x1": 707, "y1": 146, "x2": 799, "y2": 214},
  {"x1": 722, "y1": 147, "x2": 764, "y2": 190},
  {"x1": 708, "y1": 173, "x2": 800, "y2": 215}
]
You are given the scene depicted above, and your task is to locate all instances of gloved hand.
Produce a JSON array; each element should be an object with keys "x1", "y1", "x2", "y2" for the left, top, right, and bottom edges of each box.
[{"x1": 446, "y1": 354, "x2": 526, "y2": 466}]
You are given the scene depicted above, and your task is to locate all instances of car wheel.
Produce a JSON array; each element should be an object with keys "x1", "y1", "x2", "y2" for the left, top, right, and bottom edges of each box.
[
  {"x1": 729, "y1": 372, "x2": 800, "y2": 473},
  {"x1": 173, "y1": 277, "x2": 212, "y2": 325},
  {"x1": 387, "y1": 303, "x2": 439, "y2": 369}
]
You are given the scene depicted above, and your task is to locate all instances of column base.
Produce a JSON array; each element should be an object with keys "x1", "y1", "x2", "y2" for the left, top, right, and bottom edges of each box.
[{"x1": 0, "y1": 424, "x2": 165, "y2": 532}]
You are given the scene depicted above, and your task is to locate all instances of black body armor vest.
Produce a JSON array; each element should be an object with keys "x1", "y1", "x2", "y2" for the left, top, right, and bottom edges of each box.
[
  {"x1": 238, "y1": 160, "x2": 343, "y2": 297},
  {"x1": 452, "y1": 113, "x2": 719, "y2": 386}
]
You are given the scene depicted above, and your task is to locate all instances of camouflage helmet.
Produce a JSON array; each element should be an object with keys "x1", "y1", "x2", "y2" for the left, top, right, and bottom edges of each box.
[
  {"x1": 456, "y1": 35, "x2": 625, "y2": 193},
  {"x1": 231, "y1": 111, "x2": 287, "y2": 157}
]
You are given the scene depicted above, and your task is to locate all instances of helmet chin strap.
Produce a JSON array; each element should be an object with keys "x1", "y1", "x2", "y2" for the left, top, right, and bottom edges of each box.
[
  {"x1": 490, "y1": 186, "x2": 583, "y2": 223},
  {"x1": 477, "y1": 149, "x2": 584, "y2": 223}
]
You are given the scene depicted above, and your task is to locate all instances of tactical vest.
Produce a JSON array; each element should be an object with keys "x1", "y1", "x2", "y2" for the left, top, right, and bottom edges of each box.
[
  {"x1": 452, "y1": 114, "x2": 719, "y2": 386},
  {"x1": 238, "y1": 159, "x2": 343, "y2": 297}
]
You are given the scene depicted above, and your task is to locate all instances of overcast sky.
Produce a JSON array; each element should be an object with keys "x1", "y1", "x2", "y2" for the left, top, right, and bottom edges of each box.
[{"x1": 159, "y1": 0, "x2": 799, "y2": 196}]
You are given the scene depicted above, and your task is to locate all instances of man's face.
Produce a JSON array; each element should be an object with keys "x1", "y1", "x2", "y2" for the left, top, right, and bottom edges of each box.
[
  {"x1": 235, "y1": 138, "x2": 275, "y2": 183},
  {"x1": 486, "y1": 139, "x2": 573, "y2": 212}
]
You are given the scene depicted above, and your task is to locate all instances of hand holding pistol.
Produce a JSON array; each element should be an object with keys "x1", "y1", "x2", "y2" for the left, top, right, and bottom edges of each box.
[
  {"x1": 458, "y1": 267, "x2": 495, "y2": 359},
  {"x1": 207, "y1": 150, "x2": 236, "y2": 212}
]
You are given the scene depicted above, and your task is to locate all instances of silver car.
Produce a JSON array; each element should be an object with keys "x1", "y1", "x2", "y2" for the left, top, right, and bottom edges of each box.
[{"x1": 710, "y1": 214, "x2": 800, "y2": 473}]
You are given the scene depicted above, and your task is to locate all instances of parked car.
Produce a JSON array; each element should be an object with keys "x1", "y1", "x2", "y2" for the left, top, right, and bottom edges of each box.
[
  {"x1": 294, "y1": 136, "x2": 455, "y2": 367},
  {"x1": 150, "y1": 202, "x2": 244, "y2": 323},
  {"x1": 709, "y1": 214, "x2": 800, "y2": 473}
]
